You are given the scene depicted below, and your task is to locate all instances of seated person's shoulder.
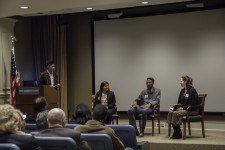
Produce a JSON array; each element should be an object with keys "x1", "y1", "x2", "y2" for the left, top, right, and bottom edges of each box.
[{"x1": 105, "y1": 126, "x2": 116, "y2": 133}]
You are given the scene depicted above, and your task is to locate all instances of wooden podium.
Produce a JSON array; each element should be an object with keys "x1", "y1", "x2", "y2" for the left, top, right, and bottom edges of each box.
[{"x1": 15, "y1": 85, "x2": 59, "y2": 117}]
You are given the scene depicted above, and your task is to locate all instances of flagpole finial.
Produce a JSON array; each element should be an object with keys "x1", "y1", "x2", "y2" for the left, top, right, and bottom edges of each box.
[{"x1": 10, "y1": 35, "x2": 16, "y2": 43}]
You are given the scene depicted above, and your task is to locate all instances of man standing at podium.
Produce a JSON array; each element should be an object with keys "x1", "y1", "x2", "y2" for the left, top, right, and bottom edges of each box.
[{"x1": 39, "y1": 61, "x2": 59, "y2": 87}]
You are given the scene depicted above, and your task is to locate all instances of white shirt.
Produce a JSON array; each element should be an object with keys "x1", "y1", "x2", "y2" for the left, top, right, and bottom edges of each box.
[
  {"x1": 47, "y1": 70, "x2": 54, "y2": 86},
  {"x1": 101, "y1": 93, "x2": 108, "y2": 106}
]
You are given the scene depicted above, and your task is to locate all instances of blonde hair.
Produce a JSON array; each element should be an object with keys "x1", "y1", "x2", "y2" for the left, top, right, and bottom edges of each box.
[
  {"x1": 15, "y1": 109, "x2": 26, "y2": 131},
  {"x1": 0, "y1": 104, "x2": 21, "y2": 134}
]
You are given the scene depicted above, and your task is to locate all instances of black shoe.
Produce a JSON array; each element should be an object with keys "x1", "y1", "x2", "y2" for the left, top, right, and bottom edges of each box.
[
  {"x1": 172, "y1": 131, "x2": 182, "y2": 139},
  {"x1": 136, "y1": 130, "x2": 140, "y2": 136},
  {"x1": 139, "y1": 132, "x2": 144, "y2": 137},
  {"x1": 170, "y1": 131, "x2": 176, "y2": 139}
]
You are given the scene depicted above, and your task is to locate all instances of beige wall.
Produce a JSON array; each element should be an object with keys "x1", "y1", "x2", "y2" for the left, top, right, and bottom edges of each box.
[{"x1": 0, "y1": 18, "x2": 17, "y2": 104}]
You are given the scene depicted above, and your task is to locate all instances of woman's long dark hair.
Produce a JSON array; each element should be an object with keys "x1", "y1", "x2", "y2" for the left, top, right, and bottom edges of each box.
[
  {"x1": 72, "y1": 104, "x2": 92, "y2": 124},
  {"x1": 99, "y1": 81, "x2": 109, "y2": 93}
]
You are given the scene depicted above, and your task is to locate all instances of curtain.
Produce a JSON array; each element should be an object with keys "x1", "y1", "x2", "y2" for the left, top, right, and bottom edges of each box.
[{"x1": 31, "y1": 15, "x2": 67, "y2": 116}]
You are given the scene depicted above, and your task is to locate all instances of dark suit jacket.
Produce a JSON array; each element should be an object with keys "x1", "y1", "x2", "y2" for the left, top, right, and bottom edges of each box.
[
  {"x1": 39, "y1": 70, "x2": 58, "y2": 86},
  {"x1": 0, "y1": 133, "x2": 41, "y2": 150},
  {"x1": 36, "y1": 127, "x2": 90, "y2": 150},
  {"x1": 94, "y1": 91, "x2": 116, "y2": 109}
]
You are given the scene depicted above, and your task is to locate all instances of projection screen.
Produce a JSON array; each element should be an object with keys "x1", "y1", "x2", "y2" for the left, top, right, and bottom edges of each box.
[{"x1": 94, "y1": 8, "x2": 225, "y2": 112}]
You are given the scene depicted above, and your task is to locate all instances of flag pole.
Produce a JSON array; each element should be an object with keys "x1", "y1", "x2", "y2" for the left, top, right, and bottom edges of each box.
[
  {"x1": 10, "y1": 35, "x2": 16, "y2": 47},
  {"x1": 10, "y1": 35, "x2": 20, "y2": 105}
]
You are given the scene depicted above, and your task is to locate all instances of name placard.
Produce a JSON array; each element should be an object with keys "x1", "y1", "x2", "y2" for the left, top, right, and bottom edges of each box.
[{"x1": 18, "y1": 87, "x2": 39, "y2": 95}]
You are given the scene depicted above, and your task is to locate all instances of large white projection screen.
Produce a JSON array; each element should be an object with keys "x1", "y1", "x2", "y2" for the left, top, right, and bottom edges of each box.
[{"x1": 94, "y1": 8, "x2": 225, "y2": 112}]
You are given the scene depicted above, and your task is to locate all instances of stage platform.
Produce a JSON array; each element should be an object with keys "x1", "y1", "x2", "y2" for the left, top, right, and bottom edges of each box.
[{"x1": 118, "y1": 115, "x2": 225, "y2": 150}]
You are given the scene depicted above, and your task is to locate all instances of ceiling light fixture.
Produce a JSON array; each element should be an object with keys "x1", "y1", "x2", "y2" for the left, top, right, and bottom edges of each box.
[
  {"x1": 20, "y1": 6, "x2": 28, "y2": 9},
  {"x1": 86, "y1": 7, "x2": 93, "y2": 11},
  {"x1": 141, "y1": 1, "x2": 149, "y2": 5}
]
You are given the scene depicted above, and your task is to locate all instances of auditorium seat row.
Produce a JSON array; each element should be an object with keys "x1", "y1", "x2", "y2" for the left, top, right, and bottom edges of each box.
[{"x1": 25, "y1": 124, "x2": 141, "y2": 150}]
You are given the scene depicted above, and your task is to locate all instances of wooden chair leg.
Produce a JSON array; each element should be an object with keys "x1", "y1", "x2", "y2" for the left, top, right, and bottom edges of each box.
[
  {"x1": 201, "y1": 119, "x2": 205, "y2": 138},
  {"x1": 158, "y1": 118, "x2": 160, "y2": 134},
  {"x1": 188, "y1": 122, "x2": 191, "y2": 136},
  {"x1": 152, "y1": 119, "x2": 154, "y2": 136},
  {"x1": 183, "y1": 122, "x2": 186, "y2": 139},
  {"x1": 168, "y1": 123, "x2": 171, "y2": 137},
  {"x1": 116, "y1": 118, "x2": 118, "y2": 125}
]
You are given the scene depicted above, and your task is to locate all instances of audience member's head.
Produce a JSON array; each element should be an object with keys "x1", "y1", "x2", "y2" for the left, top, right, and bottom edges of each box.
[
  {"x1": 72, "y1": 104, "x2": 92, "y2": 124},
  {"x1": 0, "y1": 104, "x2": 21, "y2": 134},
  {"x1": 36, "y1": 110, "x2": 48, "y2": 130},
  {"x1": 34, "y1": 96, "x2": 48, "y2": 115},
  {"x1": 93, "y1": 104, "x2": 107, "y2": 122},
  {"x1": 47, "y1": 108, "x2": 67, "y2": 128}
]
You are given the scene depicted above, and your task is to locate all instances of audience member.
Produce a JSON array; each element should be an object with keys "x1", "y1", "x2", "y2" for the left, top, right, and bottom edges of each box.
[
  {"x1": 36, "y1": 110, "x2": 48, "y2": 131},
  {"x1": 75, "y1": 104, "x2": 125, "y2": 150},
  {"x1": 167, "y1": 75, "x2": 199, "y2": 139},
  {"x1": 36, "y1": 108, "x2": 91, "y2": 150},
  {"x1": 93, "y1": 81, "x2": 116, "y2": 124},
  {"x1": 71, "y1": 104, "x2": 92, "y2": 124},
  {"x1": 0, "y1": 104, "x2": 41, "y2": 150},
  {"x1": 128, "y1": 77, "x2": 161, "y2": 137},
  {"x1": 34, "y1": 96, "x2": 48, "y2": 117}
]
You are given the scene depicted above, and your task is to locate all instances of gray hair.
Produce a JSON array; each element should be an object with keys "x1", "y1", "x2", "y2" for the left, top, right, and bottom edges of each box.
[{"x1": 36, "y1": 110, "x2": 48, "y2": 130}]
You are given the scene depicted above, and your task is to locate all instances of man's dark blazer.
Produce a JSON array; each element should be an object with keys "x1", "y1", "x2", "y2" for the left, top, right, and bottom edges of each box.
[
  {"x1": 36, "y1": 127, "x2": 90, "y2": 150},
  {"x1": 39, "y1": 70, "x2": 58, "y2": 86},
  {"x1": 93, "y1": 91, "x2": 116, "y2": 109},
  {"x1": 0, "y1": 133, "x2": 41, "y2": 150}
]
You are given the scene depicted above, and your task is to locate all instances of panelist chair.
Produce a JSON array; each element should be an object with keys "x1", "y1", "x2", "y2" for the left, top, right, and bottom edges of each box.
[
  {"x1": 91, "y1": 95, "x2": 119, "y2": 124},
  {"x1": 168, "y1": 93, "x2": 207, "y2": 139},
  {"x1": 135, "y1": 104, "x2": 160, "y2": 136}
]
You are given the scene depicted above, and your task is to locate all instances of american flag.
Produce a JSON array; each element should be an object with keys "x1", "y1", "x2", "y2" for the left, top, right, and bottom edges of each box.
[{"x1": 10, "y1": 45, "x2": 20, "y2": 105}]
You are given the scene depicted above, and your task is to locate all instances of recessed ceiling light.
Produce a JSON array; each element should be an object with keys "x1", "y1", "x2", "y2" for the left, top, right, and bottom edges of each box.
[
  {"x1": 141, "y1": 1, "x2": 149, "y2": 5},
  {"x1": 20, "y1": 6, "x2": 28, "y2": 9},
  {"x1": 86, "y1": 7, "x2": 93, "y2": 11}
]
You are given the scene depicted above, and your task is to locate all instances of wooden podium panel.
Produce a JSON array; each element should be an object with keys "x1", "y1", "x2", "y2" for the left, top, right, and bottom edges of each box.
[
  {"x1": 39, "y1": 85, "x2": 59, "y2": 105},
  {"x1": 15, "y1": 85, "x2": 59, "y2": 117}
]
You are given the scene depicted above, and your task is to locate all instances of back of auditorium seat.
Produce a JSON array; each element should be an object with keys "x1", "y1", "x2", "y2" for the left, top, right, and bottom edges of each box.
[
  {"x1": 34, "y1": 136, "x2": 77, "y2": 150},
  {"x1": 30, "y1": 131, "x2": 39, "y2": 136},
  {"x1": 107, "y1": 125, "x2": 138, "y2": 150},
  {"x1": 65, "y1": 124, "x2": 78, "y2": 129},
  {"x1": 25, "y1": 123, "x2": 37, "y2": 131},
  {"x1": 82, "y1": 133, "x2": 113, "y2": 150},
  {"x1": 0, "y1": 143, "x2": 20, "y2": 150}
]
